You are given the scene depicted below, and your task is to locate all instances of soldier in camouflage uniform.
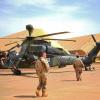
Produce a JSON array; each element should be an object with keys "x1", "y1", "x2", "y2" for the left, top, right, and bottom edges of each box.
[
  {"x1": 73, "y1": 55, "x2": 84, "y2": 81},
  {"x1": 35, "y1": 51, "x2": 49, "y2": 97}
]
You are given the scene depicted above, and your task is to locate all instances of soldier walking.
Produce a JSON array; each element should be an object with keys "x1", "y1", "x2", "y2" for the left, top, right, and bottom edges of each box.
[
  {"x1": 35, "y1": 51, "x2": 49, "y2": 97},
  {"x1": 73, "y1": 55, "x2": 84, "y2": 81}
]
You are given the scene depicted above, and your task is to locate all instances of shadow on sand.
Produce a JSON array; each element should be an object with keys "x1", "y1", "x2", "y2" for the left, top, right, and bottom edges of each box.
[
  {"x1": 62, "y1": 79, "x2": 76, "y2": 82},
  {"x1": 14, "y1": 95, "x2": 36, "y2": 98},
  {"x1": 0, "y1": 72, "x2": 36, "y2": 75},
  {"x1": 0, "y1": 73, "x2": 14, "y2": 76},
  {"x1": 0, "y1": 70, "x2": 74, "y2": 76},
  {"x1": 50, "y1": 70, "x2": 74, "y2": 74},
  {"x1": 0, "y1": 73, "x2": 38, "y2": 79}
]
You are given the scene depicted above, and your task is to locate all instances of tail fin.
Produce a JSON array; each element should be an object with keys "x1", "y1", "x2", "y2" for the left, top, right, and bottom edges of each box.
[
  {"x1": 83, "y1": 34, "x2": 100, "y2": 66},
  {"x1": 88, "y1": 34, "x2": 100, "y2": 58}
]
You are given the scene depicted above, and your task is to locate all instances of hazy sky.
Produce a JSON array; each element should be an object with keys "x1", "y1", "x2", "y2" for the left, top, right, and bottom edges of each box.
[{"x1": 0, "y1": 0, "x2": 100, "y2": 38}]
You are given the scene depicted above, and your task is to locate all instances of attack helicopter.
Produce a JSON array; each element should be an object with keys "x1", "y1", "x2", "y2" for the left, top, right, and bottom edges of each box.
[
  {"x1": 0, "y1": 24, "x2": 100, "y2": 75},
  {"x1": 0, "y1": 24, "x2": 76, "y2": 75}
]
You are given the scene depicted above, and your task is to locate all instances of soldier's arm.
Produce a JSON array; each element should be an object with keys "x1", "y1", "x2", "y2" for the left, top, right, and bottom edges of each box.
[
  {"x1": 41, "y1": 58, "x2": 50, "y2": 72},
  {"x1": 80, "y1": 59, "x2": 85, "y2": 68}
]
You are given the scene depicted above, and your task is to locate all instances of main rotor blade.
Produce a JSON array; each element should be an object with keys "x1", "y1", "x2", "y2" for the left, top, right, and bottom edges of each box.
[
  {"x1": 5, "y1": 40, "x2": 22, "y2": 46},
  {"x1": 0, "y1": 37, "x2": 24, "y2": 39},
  {"x1": 91, "y1": 34, "x2": 97, "y2": 43},
  {"x1": 42, "y1": 38, "x2": 76, "y2": 42},
  {"x1": 35, "y1": 31, "x2": 70, "y2": 38},
  {"x1": 7, "y1": 44, "x2": 20, "y2": 51}
]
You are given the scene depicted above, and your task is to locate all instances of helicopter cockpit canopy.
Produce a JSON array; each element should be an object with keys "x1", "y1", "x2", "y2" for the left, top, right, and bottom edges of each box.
[{"x1": 28, "y1": 44, "x2": 46, "y2": 53}]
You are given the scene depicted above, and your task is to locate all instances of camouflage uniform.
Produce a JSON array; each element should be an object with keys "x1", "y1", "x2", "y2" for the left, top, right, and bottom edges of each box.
[
  {"x1": 73, "y1": 58, "x2": 84, "y2": 81},
  {"x1": 35, "y1": 57, "x2": 49, "y2": 97}
]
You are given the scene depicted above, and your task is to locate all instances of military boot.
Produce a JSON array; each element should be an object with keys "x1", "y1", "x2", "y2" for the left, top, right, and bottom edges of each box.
[
  {"x1": 36, "y1": 89, "x2": 40, "y2": 97},
  {"x1": 42, "y1": 90, "x2": 48, "y2": 97}
]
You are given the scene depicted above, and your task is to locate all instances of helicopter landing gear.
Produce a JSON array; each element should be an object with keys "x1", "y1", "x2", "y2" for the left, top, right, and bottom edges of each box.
[
  {"x1": 84, "y1": 66, "x2": 88, "y2": 71},
  {"x1": 13, "y1": 69, "x2": 21, "y2": 75},
  {"x1": 88, "y1": 66, "x2": 95, "y2": 71},
  {"x1": 84, "y1": 65, "x2": 95, "y2": 71},
  {"x1": 11, "y1": 66, "x2": 21, "y2": 75},
  {"x1": 58, "y1": 64, "x2": 66, "y2": 68}
]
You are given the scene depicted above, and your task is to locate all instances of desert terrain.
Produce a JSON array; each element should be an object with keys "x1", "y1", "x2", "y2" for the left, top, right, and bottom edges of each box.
[{"x1": 0, "y1": 63, "x2": 100, "y2": 100}]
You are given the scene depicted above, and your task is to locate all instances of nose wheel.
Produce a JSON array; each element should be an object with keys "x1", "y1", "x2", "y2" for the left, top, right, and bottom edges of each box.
[{"x1": 11, "y1": 68, "x2": 21, "y2": 75}]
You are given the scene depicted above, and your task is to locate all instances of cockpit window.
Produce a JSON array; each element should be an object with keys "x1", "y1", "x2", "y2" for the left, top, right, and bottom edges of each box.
[{"x1": 29, "y1": 45, "x2": 46, "y2": 53}]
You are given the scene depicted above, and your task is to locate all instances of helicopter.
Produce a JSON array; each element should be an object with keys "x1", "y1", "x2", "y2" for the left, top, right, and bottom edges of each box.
[
  {"x1": 0, "y1": 24, "x2": 76, "y2": 75},
  {"x1": 0, "y1": 24, "x2": 100, "y2": 75}
]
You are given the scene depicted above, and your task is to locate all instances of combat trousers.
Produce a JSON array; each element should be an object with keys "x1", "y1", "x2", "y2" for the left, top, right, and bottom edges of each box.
[
  {"x1": 37, "y1": 73, "x2": 47, "y2": 92},
  {"x1": 73, "y1": 64, "x2": 82, "y2": 81}
]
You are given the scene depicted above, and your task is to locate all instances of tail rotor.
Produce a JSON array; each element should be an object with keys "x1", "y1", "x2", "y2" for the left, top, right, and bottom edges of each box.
[{"x1": 91, "y1": 34, "x2": 97, "y2": 43}]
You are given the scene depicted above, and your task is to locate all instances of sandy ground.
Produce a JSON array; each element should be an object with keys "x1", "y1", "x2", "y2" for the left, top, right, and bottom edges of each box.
[{"x1": 0, "y1": 63, "x2": 100, "y2": 100}]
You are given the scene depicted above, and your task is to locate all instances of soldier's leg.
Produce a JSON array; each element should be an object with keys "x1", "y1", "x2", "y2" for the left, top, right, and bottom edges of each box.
[
  {"x1": 41, "y1": 76, "x2": 48, "y2": 97},
  {"x1": 37, "y1": 76, "x2": 42, "y2": 90},
  {"x1": 76, "y1": 70, "x2": 81, "y2": 81},
  {"x1": 76, "y1": 64, "x2": 82, "y2": 81},
  {"x1": 36, "y1": 76, "x2": 42, "y2": 96},
  {"x1": 78, "y1": 68, "x2": 82, "y2": 81},
  {"x1": 76, "y1": 65, "x2": 83, "y2": 81},
  {"x1": 77, "y1": 70, "x2": 82, "y2": 81},
  {"x1": 74, "y1": 65, "x2": 80, "y2": 81},
  {"x1": 74, "y1": 64, "x2": 82, "y2": 81}
]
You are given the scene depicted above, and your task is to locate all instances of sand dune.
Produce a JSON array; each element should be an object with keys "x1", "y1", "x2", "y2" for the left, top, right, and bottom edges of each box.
[{"x1": 0, "y1": 29, "x2": 100, "y2": 56}]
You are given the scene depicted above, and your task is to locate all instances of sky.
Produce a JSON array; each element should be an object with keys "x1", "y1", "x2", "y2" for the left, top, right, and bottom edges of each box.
[{"x1": 0, "y1": 0, "x2": 100, "y2": 38}]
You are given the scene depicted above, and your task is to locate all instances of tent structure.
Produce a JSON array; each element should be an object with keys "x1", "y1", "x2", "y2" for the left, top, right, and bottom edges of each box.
[
  {"x1": 0, "y1": 27, "x2": 100, "y2": 56},
  {"x1": 58, "y1": 34, "x2": 100, "y2": 56}
]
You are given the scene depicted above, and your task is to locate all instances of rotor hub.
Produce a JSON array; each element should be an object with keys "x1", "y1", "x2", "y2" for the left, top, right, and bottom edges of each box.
[{"x1": 26, "y1": 24, "x2": 34, "y2": 36}]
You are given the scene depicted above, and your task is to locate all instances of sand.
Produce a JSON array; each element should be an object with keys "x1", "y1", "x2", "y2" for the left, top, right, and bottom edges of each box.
[{"x1": 0, "y1": 63, "x2": 100, "y2": 100}]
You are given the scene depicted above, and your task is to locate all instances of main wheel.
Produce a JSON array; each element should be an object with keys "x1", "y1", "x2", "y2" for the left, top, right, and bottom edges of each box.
[
  {"x1": 84, "y1": 66, "x2": 89, "y2": 71},
  {"x1": 13, "y1": 69, "x2": 21, "y2": 75}
]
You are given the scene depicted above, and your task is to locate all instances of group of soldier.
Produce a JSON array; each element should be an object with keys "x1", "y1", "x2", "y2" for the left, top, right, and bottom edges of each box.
[
  {"x1": 0, "y1": 50, "x2": 84, "y2": 97},
  {"x1": 34, "y1": 51, "x2": 84, "y2": 97}
]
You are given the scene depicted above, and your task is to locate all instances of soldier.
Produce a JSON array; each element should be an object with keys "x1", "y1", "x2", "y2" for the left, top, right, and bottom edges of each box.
[
  {"x1": 35, "y1": 51, "x2": 49, "y2": 97},
  {"x1": 73, "y1": 55, "x2": 84, "y2": 81},
  {"x1": 0, "y1": 51, "x2": 7, "y2": 67}
]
